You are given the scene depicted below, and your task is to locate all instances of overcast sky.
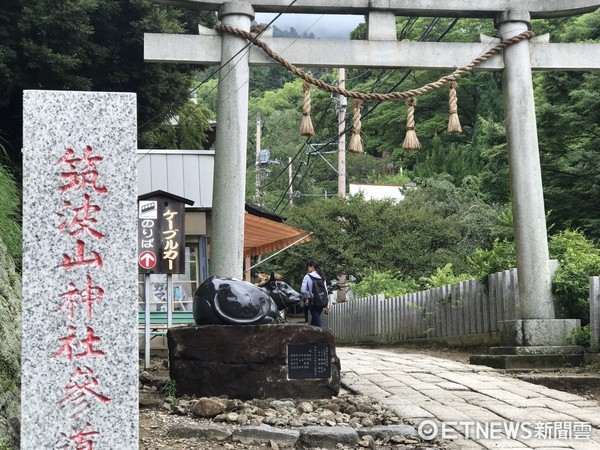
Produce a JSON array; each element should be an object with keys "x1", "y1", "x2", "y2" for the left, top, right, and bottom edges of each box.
[{"x1": 255, "y1": 13, "x2": 364, "y2": 39}]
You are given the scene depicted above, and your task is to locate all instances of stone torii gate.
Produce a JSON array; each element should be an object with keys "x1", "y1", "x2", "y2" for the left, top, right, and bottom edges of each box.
[{"x1": 145, "y1": 1, "x2": 600, "y2": 358}]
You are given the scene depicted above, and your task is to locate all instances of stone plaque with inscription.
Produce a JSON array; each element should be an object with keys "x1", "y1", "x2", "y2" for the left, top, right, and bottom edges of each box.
[{"x1": 287, "y1": 343, "x2": 331, "y2": 379}]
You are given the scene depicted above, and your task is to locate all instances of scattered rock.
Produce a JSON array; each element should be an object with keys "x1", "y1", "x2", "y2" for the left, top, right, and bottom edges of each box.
[
  {"x1": 298, "y1": 425, "x2": 359, "y2": 448},
  {"x1": 167, "y1": 423, "x2": 232, "y2": 441},
  {"x1": 139, "y1": 360, "x2": 448, "y2": 449},
  {"x1": 192, "y1": 397, "x2": 229, "y2": 418}
]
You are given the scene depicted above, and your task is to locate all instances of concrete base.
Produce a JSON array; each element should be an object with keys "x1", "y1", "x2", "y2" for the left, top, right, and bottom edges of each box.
[
  {"x1": 489, "y1": 345, "x2": 585, "y2": 355},
  {"x1": 499, "y1": 319, "x2": 580, "y2": 346},
  {"x1": 470, "y1": 319, "x2": 584, "y2": 369},
  {"x1": 584, "y1": 352, "x2": 600, "y2": 365},
  {"x1": 470, "y1": 353, "x2": 583, "y2": 369}
]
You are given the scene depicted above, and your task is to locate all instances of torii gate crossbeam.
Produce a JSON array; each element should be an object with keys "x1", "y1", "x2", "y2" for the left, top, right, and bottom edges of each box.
[
  {"x1": 150, "y1": 0, "x2": 600, "y2": 18},
  {"x1": 145, "y1": 1, "x2": 600, "y2": 352}
]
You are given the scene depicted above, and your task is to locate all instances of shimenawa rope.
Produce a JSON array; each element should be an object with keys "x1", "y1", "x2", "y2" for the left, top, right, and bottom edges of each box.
[{"x1": 216, "y1": 24, "x2": 534, "y2": 150}]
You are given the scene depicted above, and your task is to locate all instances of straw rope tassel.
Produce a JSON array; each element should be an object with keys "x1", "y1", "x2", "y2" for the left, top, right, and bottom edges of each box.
[
  {"x1": 348, "y1": 99, "x2": 363, "y2": 153},
  {"x1": 447, "y1": 80, "x2": 463, "y2": 133},
  {"x1": 402, "y1": 97, "x2": 421, "y2": 150},
  {"x1": 299, "y1": 82, "x2": 315, "y2": 137}
]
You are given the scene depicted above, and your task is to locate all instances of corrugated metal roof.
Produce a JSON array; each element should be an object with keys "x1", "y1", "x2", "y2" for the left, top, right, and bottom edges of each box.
[
  {"x1": 137, "y1": 149, "x2": 214, "y2": 208},
  {"x1": 137, "y1": 150, "x2": 310, "y2": 257}
]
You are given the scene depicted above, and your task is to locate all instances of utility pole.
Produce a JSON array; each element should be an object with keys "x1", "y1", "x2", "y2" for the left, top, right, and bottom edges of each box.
[
  {"x1": 337, "y1": 67, "x2": 348, "y2": 302},
  {"x1": 255, "y1": 114, "x2": 262, "y2": 201}
]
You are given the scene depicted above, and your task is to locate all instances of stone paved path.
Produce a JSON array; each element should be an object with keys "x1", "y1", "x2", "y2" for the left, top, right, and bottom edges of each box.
[{"x1": 338, "y1": 348, "x2": 600, "y2": 450}]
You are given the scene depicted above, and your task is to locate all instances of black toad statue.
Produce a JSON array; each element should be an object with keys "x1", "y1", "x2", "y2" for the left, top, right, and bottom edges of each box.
[{"x1": 193, "y1": 274, "x2": 302, "y2": 325}]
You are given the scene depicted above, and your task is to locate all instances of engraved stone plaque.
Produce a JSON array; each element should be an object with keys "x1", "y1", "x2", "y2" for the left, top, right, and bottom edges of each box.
[{"x1": 287, "y1": 343, "x2": 331, "y2": 379}]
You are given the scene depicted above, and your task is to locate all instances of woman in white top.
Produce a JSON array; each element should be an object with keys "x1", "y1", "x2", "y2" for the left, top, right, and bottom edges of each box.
[{"x1": 300, "y1": 260, "x2": 327, "y2": 327}]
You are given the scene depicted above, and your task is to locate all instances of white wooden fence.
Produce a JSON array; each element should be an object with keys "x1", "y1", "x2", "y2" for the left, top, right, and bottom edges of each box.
[
  {"x1": 591, "y1": 276, "x2": 600, "y2": 352},
  {"x1": 323, "y1": 269, "x2": 521, "y2": 345}
]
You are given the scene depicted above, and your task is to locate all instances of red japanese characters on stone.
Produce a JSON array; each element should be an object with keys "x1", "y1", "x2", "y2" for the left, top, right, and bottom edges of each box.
[
  {"x1": 55, "y1": 326, "x2": 105, "y2": 363},
  {"x1": 57, "y1": 146, "x2": 108, "y2": 194},
  {"x1": 58, "y1": 366, "x2": 111, "y2": 418},
  {"x1": 58, "y1": 194, "x2": 105, "y2": 240},
  {"x1": 62, "y1": 240, "x2": 103, "y2": 270},
  {"x1": 58, "y1": 422, "x2": 99, "y2": 449},
  {"x1": 56, "y1": 276, "x2": 104, "y2": 321}
]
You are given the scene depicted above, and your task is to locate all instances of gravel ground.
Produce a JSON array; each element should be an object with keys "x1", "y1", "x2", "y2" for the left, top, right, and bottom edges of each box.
[
  {"x1": 138, "y1": 353, "x2": 449, "y2": 450},
  {"x1": 138, "y1": 344, "x2": 600, "y2": 449}
]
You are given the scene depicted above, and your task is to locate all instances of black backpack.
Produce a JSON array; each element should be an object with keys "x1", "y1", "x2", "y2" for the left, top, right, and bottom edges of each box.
[{"x1": 308, "y1": 274, "x2": 328, "y2": 308}]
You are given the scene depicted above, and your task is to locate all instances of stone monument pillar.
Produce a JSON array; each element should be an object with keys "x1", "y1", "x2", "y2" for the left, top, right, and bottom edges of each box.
[{"x1": 21, "y1": 90, "x2": 139, "y2": 449}]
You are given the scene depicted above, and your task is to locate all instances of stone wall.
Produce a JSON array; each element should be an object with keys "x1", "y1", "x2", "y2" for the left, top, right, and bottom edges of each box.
[{"x1": 0, "y1": 237, "x2": 21, "y2": 449}]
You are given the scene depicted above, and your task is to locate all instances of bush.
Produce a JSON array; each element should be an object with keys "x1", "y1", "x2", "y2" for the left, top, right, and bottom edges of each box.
[
  {"x1": 420, "y1": 263, "x2": 472, "y2": 288},
  {"x1": 568, "y1": 324, "x2": 591, "y2": 348},
  {"x1": 467, "y1": 238, "x2": 516, "y2": 283},
  {"x1": 351, "y1": 270, "x2": 419, "y2": 299},
  {"x1": 0, "y1": 165, "x2": 21, "y2": 269},
  {"x1": 550, "y1": 231, "x2": 600, "y2": 324},
  {"x1": 466, "y1": 229, "x2": 600, "y2": 324}
]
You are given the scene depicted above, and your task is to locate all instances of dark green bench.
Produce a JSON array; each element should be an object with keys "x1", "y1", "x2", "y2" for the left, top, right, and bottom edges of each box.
[
  {"x1": 138, "y1": 310, "x2": 195, "y2": 336},
  {"x1": 140, "y1": 310, "x2": 196, "y2": 367}
]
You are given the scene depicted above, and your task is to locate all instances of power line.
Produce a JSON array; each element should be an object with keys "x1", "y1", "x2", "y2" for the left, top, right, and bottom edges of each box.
[
  {"x1": 138, "y1": 0, "x2": 300, "y2": 135},
  {"x1": 259, "y1": 93, "x2": 336, "y2": 191},
  {"x1": 269, "y1": 17, "x2": 462, "y2": 213}
]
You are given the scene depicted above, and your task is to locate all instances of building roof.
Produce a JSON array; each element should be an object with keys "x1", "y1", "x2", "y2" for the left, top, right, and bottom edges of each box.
[
  {"x1": 349, "y1": 183, "x2": 405, "y2": 202},
  {"x1": 137, "y1": 150, "x2": 310, "y2": 258},
  {"x1": 244, "y1": 208, "x2": 311, "y2": 258},
  {"x1": 138, "y1": 190, "x2": 195, "y2": 205}
]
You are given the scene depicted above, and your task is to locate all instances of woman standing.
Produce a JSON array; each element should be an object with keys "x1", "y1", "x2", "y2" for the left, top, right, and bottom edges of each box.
[{"x1": 301, "y1": 260, "x2": 327, "y2": 327}]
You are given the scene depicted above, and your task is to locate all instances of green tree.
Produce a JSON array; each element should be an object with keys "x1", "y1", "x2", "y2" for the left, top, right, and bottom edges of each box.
[
  {"x1": 402, "y1": 176, "x2": 504, "y2": 271},
  {"x1": 535, "y1": 11, "x2": 600, "y2": 240},
  {"x1": 0, "y1": 0, "x2": 19, "y2": 109},
  {"x1": 247, "y1": 77, "x2": 340, "y2": 210},
  {"x1": 140, "y1": 100, "x2": 214, "y2": 149},
  {"x1": 0, "y1": 0, "x2": 217, "y2": 167},
  {"x1": 271, "y1": 176, "x2": 502, "y2": 286}
]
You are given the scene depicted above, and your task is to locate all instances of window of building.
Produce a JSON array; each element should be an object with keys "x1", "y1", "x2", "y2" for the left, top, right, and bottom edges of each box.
[{"x1": 138, "y1": 244, "x2": 200, "y2": 312}]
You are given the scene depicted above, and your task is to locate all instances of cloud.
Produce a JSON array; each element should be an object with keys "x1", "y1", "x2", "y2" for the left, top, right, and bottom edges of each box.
[{"x1": 255, "y1": 13, "x2": 364, "y2": 39}]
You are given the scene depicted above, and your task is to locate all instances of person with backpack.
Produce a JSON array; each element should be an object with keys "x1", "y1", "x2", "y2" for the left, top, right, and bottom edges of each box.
[{"x1": 300, "y1": 260, "x2": 329, "y2": 327}]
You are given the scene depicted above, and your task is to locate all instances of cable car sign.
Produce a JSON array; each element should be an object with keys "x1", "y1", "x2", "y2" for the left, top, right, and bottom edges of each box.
[{"x1": 137, "y1": 191, "x2": 194, "y2": 274}]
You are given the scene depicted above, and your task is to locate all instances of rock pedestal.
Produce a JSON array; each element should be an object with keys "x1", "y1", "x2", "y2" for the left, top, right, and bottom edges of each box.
[{"x1": 168, "y1": 324, "x2": 340, "y2": 399}]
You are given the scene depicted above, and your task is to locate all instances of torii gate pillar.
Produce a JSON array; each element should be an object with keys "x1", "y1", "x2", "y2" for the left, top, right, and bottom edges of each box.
[
  {"x1": 210, "y1": 2, "x2": 254, "y2": 277},
  {"x1": 471, "y1": 11, "x2": 585, "y2": 368},
  {"x1": 496, "y1": 11, "x2": 554, "y2": 319}
]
